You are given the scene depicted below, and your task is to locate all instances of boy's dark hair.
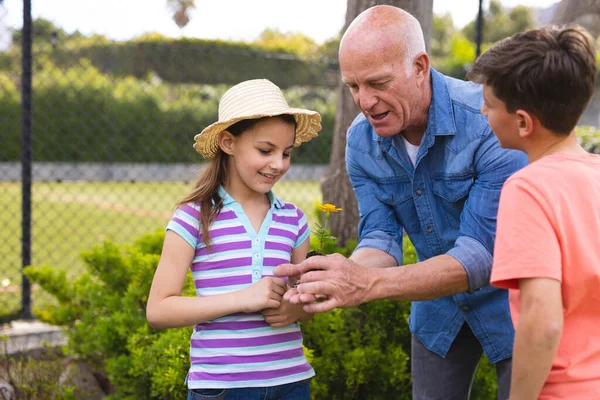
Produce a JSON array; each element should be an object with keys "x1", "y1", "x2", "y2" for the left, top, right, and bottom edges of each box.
[{"x1": 467, "y1": 25, "x2": 597, "y2": 135}]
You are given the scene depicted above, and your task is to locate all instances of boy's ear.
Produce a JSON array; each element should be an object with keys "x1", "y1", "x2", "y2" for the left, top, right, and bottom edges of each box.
[
  {"x1": 218, "y1": 131, "x2": 235, "y2": 155},
  {"x1": 516, "y1": 109, "x2": 534, "y2": 139}
]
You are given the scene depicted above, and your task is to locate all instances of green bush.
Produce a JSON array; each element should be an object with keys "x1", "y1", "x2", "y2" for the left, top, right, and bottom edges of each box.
[
  {"x1": 24, "y1": 230, "x2": 194, "y2": 399},
  {"x1": 23, "y1": 230, "x2": 508, "y2": 399},
  {"x1": 577, "y1": 125, "x2": 600, "y2": 154},
  {"x1": 49, "y1": 39, "x2": 339, "y2": 89}
]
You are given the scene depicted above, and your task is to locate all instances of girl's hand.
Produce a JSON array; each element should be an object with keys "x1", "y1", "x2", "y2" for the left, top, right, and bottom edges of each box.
[
  {"x1": 241, "y1": 277, "x2": 287, "y2": 313},
  {"x1": 262, "y1": 299, "x2": 312, "y2": 327}
]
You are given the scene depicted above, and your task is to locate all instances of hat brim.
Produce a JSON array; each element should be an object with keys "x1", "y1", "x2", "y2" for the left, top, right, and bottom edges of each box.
[{"x1": 193, "y1": 109, "x2": 322, "y2": 159}]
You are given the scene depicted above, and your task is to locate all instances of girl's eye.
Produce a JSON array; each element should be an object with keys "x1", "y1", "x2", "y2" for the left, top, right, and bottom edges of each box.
[
  {"x1": 258, "y1": 149, "x2": 270, "y2": 155},
  {"x1": 283, "y1": 153, "x2": 291, "y2": 158}
]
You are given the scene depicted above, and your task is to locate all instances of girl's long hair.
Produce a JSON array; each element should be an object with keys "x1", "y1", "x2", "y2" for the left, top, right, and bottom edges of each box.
[
  {"x1": 176, "y1": 115, "x2": 295, "y2": 245},
  {"x1": 176, "y1": 150, "x2": 228, "y2": 246}
]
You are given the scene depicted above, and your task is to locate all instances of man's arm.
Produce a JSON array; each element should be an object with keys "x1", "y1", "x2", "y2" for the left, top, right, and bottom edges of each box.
[
  {"x1": 276, "y1": 129, "x2": 526, "y2": 311},
  {"x1": 277, "y1": 253, "x2": 468, "y2": 312},
  {"x1": 358, "y1": 128, "x2": 524, "y2": 300},
  {"x1": 510, "y1": 278, "x2": 563, "y2": 400},
  {"x1": 367, "y1": 254, "x2": 467, "y2": 302},
  {"x1": 447, "y1": 129, "x2": 528, "y2": 292},
  {"x1": 350, "y1": 247, "x2": 397, "y2": 268},
  {"x1": 346, "y1": 139, "x2": 405, "y2": 267}
]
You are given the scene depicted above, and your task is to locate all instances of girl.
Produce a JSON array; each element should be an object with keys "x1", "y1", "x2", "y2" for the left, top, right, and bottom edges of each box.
[{"x1": 146, "y1": 79, "x2": 321, "y2": 400}]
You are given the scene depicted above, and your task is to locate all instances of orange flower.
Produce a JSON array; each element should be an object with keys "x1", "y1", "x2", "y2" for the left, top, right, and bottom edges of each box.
[{"x1": 318, "y1": 203, "x2": 342, "y2": 213}]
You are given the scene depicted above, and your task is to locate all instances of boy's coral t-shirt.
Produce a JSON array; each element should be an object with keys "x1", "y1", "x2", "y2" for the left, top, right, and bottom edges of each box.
[{"x1": 491, "y1": 152, "x2": 600, "y2": 399}]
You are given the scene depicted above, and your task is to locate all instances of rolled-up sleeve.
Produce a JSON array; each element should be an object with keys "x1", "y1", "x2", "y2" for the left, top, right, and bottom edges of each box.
[
  {"x1": 447, "y1": 236, "x2": 492, "y2": 292},
  {"x1": 447, "y1": 129, "x2": 528, "y2": 293},
  {"x1": 347, "y1": 145, "x2": 404, "y2": 266}
]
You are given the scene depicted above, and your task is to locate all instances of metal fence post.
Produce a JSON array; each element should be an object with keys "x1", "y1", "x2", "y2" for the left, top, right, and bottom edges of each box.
[{"x1": 20, "y1": 0, "x2": 33, "y2": 319}]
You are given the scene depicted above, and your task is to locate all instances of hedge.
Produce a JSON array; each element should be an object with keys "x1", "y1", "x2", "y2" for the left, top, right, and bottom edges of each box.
[
  {"x1": 2, "y1": 57, "x2": 599, "y2": 165},
  {"x1": 0, "y1": 58, "x2": 336, "y2": 164}
]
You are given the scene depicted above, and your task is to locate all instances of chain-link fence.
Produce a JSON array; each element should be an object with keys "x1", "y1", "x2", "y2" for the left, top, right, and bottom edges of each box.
[{"x1": 0, "y1": 2, "x2": 340, "y2": 322}]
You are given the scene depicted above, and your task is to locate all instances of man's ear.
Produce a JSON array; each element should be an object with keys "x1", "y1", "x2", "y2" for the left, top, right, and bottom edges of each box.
[
  {"x1": 414, "y1": 53, "x2": 430, "y2": 86},
  {"x1": 516, "y1": 110, "x2": 534, "y2": 139},
  {"x1": 218, "y1": 131, "x2": 235, "y2": 155}
]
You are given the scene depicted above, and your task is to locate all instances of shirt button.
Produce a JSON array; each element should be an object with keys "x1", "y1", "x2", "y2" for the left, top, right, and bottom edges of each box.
[
  {"x1": 427, "y1": 226, "x2": 433, "y2": 233},
  {"x1": 253, "y1": 271, "x2": 260, "y2": 277},
  {"x1": 255, "y1": 253, "x2": 260, "y2": 258},
  {"x1": 416, "y1": 189, "x2": 422, "y2": 195},
  {"x1": 255, "y1": 238, "x2": 259, "y2": 242},
  {"x1": 462, "y1": 306, "x2": 470, "y2": 311}
]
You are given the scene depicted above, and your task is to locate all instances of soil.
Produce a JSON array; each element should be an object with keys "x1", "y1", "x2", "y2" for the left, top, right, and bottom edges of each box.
[{"x1": 306, "y1": 251, "x2": 323, "y2": 258}]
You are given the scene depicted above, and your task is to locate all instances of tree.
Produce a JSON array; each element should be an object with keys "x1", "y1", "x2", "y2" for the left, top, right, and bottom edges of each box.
[
  {"x1": 254, "y1": 29, "x2": 319, "y2": 58},
  {"x1": 462, "y1": 0, "x2": 534, "y2": 44},
  {"x1": 551, "y1": 0, "x2": 600, "y2": 38},
  {"x1": 321, "y1": 0, "x2": 433, "y2": 245},
  {"x1": 167, "y1": 0, "x2": 196, "y2": 28},
  {"x1": 431, "y1": 13, "x2": 455, "y2": 58},
  {"x1": 11, "y1": 18, "x2": 68, "y2": 48}
]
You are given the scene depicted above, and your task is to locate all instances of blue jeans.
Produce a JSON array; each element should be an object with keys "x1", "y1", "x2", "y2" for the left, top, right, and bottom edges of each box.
[{"x1": 187, "y1": 379, "x2": 311, "y2": 400}]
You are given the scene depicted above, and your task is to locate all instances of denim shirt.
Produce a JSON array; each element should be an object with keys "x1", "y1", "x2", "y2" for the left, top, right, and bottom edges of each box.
[{"x1": 345, "y1": 68, "x2": 528, "y2": 363}]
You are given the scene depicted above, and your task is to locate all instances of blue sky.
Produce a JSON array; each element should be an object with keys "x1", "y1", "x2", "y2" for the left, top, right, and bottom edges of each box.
[{"x1": 0, "y1": 0, "x2": 559, "y2": 46}]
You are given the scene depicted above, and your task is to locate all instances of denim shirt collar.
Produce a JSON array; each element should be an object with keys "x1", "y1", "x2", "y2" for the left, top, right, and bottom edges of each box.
[
  {"x1": 217, "y1": 186, "x2": 283, "y2": 209},
  {"x1": 427, "y1": 67, "x2": 458, "y2": 137}
]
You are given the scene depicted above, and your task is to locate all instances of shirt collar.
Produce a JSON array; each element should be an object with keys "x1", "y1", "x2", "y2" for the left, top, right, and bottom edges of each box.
[
  {"x1": 427, "y1": 67, "x2": 457, "y2": 137},
  {"x1": 217, "y1": 186, "x2": 283, "y2": 209}
]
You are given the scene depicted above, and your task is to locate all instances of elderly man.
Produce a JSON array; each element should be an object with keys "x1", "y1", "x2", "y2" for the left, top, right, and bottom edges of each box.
[{"x1": 275, "y1": 5, "x2": 527, "y2": 400}]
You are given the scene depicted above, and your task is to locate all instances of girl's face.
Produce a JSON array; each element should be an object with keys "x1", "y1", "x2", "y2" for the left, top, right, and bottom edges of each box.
[{"x1": 225, "y1": 117, "x2": 295, "y2": 197}]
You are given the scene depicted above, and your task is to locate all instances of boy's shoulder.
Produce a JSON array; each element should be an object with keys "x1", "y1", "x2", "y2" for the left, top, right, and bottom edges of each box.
[{"x1": 504, "y1": 152, "x2": 600, "y2": 196}]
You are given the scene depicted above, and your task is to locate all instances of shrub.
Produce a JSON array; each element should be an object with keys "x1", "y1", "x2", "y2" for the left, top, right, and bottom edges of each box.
[
  {"x1": 25, "y1": 230, "x2": 501, "y2": 399},
  {"x1": 578, "y1": 125, "x2": 600, "y2": 154},
  {"x1": 24, "y1": 230, "x2": 194, "y2": 399}
]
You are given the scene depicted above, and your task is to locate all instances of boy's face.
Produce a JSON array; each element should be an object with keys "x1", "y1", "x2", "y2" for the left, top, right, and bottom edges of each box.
[{"x1": 481, "y1": 85, "x2": 521, "y2": 150}]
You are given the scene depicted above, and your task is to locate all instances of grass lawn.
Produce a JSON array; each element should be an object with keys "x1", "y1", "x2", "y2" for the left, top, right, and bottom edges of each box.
[{"x1": 0, "y1": 180, "x2": 321, "y2": 318}]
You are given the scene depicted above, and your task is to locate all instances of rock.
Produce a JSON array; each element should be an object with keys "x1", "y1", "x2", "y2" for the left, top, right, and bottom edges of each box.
[
  {"x1": 59, "y1": 361, "x2": 105, "y2": 400},
  {"x1": 0, "y1": 380, "x2": 15, "y2": 400}
]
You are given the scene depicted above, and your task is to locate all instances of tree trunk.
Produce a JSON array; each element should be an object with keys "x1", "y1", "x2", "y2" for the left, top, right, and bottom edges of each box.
[
  {"x1": 321, "y1": 0, "x2": 433, "y2": 246},
  {"x1": 551, "y1": 0, "x2": 600, "y2": 38}
]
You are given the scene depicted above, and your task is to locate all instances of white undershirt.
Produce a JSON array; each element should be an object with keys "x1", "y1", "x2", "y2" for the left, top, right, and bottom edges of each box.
[{"x1": 402, "y1": 135, "x2": 420, "y2": 166}]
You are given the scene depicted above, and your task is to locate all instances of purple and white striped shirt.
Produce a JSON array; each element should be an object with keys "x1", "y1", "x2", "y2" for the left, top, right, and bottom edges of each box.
[{"x1": 167, "y1": 187, "x2": 314, "y2": 389}]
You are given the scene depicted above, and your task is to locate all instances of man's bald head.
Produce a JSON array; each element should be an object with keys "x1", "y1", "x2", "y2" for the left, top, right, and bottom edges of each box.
[{"x1": 340, "y1": 5, "x2": 426, "y2": 70}]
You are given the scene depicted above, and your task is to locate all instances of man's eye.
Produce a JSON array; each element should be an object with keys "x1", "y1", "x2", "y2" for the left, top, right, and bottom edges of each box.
[{"x1": 373, "y1": 81, "x2": 390, "y2": 89}]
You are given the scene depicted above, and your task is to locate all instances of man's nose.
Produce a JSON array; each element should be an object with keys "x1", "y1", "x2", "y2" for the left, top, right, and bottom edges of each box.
[{"x1": 358, "y1": 87, "x2": 378, "y2": 111}]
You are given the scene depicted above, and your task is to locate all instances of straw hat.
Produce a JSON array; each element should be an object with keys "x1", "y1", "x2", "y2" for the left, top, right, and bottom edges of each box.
[{"x1": 193, "y1": 79, "x2": 322, "y2": 159}]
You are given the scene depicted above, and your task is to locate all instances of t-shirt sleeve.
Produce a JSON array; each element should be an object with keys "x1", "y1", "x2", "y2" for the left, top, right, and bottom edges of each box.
[
  {"x1": 491, "y1": 178, "x2": 562, "y2": 290},
  {"x1": 294, "y1": 207, "x2": 309, "y2": 249},
  {"x1": 166, "y1": 203, "x2": 201, "y2": 249}
]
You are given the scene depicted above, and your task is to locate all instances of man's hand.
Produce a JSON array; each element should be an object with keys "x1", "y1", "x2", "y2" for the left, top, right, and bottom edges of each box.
[
  {"x1": 261, "y1": 299, "x2": 311, "y2": 327},
  {"x1": 274, "y1": 254, "x2": 374, "y2": 313}
]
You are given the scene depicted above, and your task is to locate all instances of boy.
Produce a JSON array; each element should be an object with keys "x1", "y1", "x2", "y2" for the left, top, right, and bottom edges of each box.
[{"x1": 467, "y1": 26, "x2": 600, "y2": 399}]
